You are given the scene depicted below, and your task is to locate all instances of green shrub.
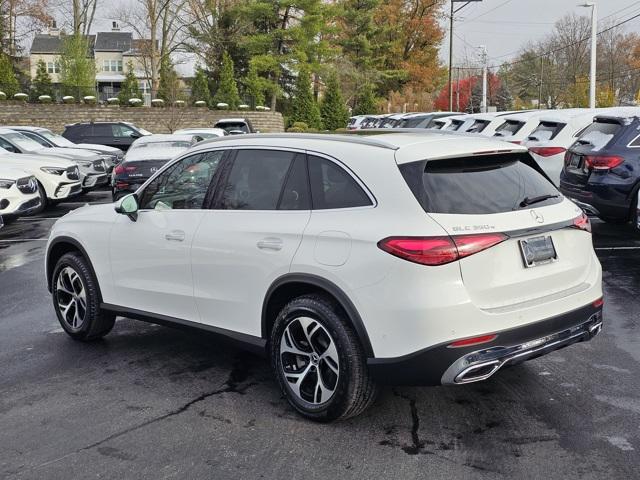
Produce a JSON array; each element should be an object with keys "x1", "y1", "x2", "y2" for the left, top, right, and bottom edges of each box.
[{"x1": 291, "y1": 122, "x2": 309, "y2": 131}]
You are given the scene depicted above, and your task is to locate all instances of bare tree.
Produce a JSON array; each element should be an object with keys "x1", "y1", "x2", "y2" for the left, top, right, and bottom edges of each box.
[
  {"x1": 1, "y1": 0, "x2": 52, "y2": 56},
  {"x1": 114, "y1": 0, "x2": 186, "y2": 98}
]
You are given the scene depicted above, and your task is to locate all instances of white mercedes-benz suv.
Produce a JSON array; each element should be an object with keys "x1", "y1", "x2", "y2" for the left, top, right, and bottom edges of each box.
[{"x1": 46, "y1": 132, "x2": 603, "y2": 421}]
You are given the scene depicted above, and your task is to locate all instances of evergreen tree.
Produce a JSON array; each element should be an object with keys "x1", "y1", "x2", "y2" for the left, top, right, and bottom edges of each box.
[
  {"x1": 59, "y1": 34, "x2": 95, "y2": 98},
  {"x1": 31, "y1": 60, "x2": 53, "y2": 99},
  {"x1": 352, "y1": 83, "x2": 376, "y2": 115},
  {"x1": 157, "y1": 59, "x2": 181, "y2": 102},
  {"x1": 118, "y1": 61, "x2": 141, "y2": 104},
  {"x1": 212, "y1": 52, "x2": 240, "y2": 108},
  {"x1": 496, "y1": 80, "x2": 513, "y2": 111},
  {"x1": 0, "y1": 53, "x2": 19, "y2": 96},
  {"x1": 290, "y1": 66, "x2": 321, "y2": 129},
  {"x1": 320, "y1": 71, "x2": 349, "y2": 130},
  {"x1": 191, "y1": 67, "x2": 211, "y2": 105},
  {"x1": 243, "y1": 61, "x2": 265, "y2": 108}
]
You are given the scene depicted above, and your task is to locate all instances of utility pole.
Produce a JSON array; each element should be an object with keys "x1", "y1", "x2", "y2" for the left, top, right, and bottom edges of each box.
[
  {"x1": 480, "y1": 46, "x2": 488, "y2": 113},
  {"x1": 538, "y1": 56, "x2": 545, "y2": 109},
  {"x1": 580, "y1": 2, "x2": 597, "y2": 108},
  {"x1": 448, "y1": 1, "x2": 483, "y2": 111}
]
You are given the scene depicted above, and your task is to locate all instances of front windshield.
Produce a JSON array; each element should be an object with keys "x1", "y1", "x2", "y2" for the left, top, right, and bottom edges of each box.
[
  {"x1": 3, "y1": 132, "x2": 45, "y2": 151},
  {"x1": 39, "y1": 130, "x2": 76, "y2": 147}
]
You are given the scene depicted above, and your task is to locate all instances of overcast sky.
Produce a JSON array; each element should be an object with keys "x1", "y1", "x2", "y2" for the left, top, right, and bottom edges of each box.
[{"x1": 446, "y1": 0, "x2": 640, "y2": 65}]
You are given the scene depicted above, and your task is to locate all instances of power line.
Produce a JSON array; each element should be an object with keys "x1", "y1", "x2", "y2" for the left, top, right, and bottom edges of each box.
[
  {"x1": 455, "y1": 10, "x2": 640, "y2": 71},
  {"x1": 461, "y1": 0, "x2": 516, "y2": 23}
]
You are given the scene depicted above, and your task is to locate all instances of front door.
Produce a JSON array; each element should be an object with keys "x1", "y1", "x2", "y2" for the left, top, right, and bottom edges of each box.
[{"x1": 109, "y1": 150, "x2": 226, "y2": 321}]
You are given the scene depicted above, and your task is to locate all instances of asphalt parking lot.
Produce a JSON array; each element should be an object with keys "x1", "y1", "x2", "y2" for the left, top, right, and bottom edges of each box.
[{"x1": 1, "y1": 190, "x2": 640, "y2": 479}]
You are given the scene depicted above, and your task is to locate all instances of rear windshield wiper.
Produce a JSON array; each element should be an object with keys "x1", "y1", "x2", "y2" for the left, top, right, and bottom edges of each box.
[
  {"x1": 519, "y1": 194, "x2": 560, "y2": 208},
  {"x1": 576, "y1": 139, "x2": 593, "y2": 146}
]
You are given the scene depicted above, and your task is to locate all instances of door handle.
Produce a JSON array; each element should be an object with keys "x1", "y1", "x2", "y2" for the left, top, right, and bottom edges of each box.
[
  {"x1": 257, "y1": 238, "x2": 283, "y2": 251},
  {"x1": 165, "y1": 230, "x2": 185, "y2": 242}
]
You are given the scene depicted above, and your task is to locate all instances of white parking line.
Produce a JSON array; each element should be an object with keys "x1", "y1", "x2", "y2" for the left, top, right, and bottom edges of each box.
[
  {"x1": 16, "y1": 217, "x2": 59, "y2": 221},
  {"x1": 595, "y1": 246, "x2": 640, "y2": 251}
]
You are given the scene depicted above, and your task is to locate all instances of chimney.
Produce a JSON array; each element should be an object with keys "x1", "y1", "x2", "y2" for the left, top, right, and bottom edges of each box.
[
  {"x1": 49, "y1": 20, "x2": 60, "y2": 37},
  {"x1": 112, "y1": 21, "x2": 120, "y2": 32}
]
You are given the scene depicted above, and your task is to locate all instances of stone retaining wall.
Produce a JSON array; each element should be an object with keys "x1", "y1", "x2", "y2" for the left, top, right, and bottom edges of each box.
[{"x1": 0, "y1": 103, "x2": 284, "y2": 133}]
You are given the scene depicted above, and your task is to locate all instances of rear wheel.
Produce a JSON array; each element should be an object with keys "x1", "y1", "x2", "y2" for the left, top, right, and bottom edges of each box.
[
  {"x1": 35, "y1": 181, "x2": 47, "y2": 212},
  {"x1": 270, "y1": 294, "x2": 378, "y2": 422},
  {"x1": 52, "y1": 252, "x2": 115, "y2": 341}
]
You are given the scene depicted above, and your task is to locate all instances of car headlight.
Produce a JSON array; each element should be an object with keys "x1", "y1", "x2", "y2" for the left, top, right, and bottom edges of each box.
[
  {"x1": 0, "y1": 178, "x2": 15, "y2": 189},
  {"x1": 80, "y1": 161, "x2": 93, "y2": 168},
  {"x1": 40, "y1": 166, "x2": 65, "y2": 175}
]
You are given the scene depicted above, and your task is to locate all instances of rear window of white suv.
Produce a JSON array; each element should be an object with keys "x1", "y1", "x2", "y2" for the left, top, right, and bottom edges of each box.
[{"x1": 399, "y1": 153, "x2": 561, "y2": 215}]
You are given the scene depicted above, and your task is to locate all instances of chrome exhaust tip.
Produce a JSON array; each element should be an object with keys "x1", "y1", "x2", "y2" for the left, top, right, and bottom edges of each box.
[{"x1": 454, "y1": 360, "x2": 502, "y2": 384}]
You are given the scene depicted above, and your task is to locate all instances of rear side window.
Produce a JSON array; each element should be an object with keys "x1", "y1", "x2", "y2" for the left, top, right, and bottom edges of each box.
[
  {"x1": 529, "y1": 122, "x2": 565, "y2": 141},
  {"x1": 577, "y1": 120, "x2": 622, "y2": 150},
  {"x1": 494, "y1": 120, "x2": 524, "y2": 137},
  {"x1": 308, "y1": 156, "x2": 371, "y2": 209},
  {"x1": 446, "y1": 120, "x2": 464, "y2": 131},
  {"x1": 399, "y1": 153, "x2": 560, "y2": 215}
]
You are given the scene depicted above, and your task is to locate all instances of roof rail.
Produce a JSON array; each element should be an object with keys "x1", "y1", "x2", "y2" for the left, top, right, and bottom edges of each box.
[{"x1": 196, "y1": 132, "x2": 402, "y2": 150}]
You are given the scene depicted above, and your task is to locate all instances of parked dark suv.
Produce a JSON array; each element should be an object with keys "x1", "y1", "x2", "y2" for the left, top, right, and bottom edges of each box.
[
  {"x1": 560, "y1": 113, "x2": 640, "y2": 226},
  {"x1": 62, "y1": 122, "x2": 151, "y2": 151},
  {"x1": 213, "y1": 118, "x2": 256, "y2": 135}
]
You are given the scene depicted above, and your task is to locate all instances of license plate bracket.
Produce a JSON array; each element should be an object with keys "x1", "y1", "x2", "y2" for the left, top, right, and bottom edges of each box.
[{"x1": 519, "y1": 235, "x2": 557, "y2": 268}]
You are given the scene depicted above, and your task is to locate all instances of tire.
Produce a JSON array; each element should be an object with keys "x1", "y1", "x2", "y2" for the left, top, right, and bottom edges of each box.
[
  {"x1": 35, "y1": 180, "x2": 47, "y2": 213},
  {"x1": 51, "y1": 252, "x2": 115, "y2": 341},
  {"x1": 270, "y1": 294, "x2": 378, "y2": 422}
]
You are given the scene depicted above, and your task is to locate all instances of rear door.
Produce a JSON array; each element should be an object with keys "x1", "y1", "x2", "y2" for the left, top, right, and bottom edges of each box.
[
  {"x1": 399, "y1": 153, "x2": 592, "y2": 311},
  {"x1": 191, "y1": 148, "x2": 311, "y2": 336},
  {"x1": 563, "y1": 119, "x2": 623, "y2": 187}
]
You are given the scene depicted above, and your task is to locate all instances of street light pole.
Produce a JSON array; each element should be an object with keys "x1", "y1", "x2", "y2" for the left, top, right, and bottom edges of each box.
[
  {"x1": 448, "y1": 1, "x2": 482, "y2": 111},
  {"x1": 580, "y1": 2, "x2": 597, "y2": 108},
  {"x1": 480, "y1": 46, "x2": 488, "y2": 113}
]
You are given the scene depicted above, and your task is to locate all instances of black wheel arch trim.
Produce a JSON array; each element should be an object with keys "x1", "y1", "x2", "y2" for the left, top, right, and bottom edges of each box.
[
  {"x1": 101, "y1": 303, "x2": 267, "y2": 356},
  {"x1": 46, "y1": 236, "x2": 100, "y2": 297},
  {"x1": 261, "y1": 273, "x2": 374, "y2": 358}
]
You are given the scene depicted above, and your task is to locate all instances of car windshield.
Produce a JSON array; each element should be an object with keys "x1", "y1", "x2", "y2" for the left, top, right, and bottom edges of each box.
[
  {"x1": 528, "y1": 122, "x2": 565, "y2": 142},
  {"x1": 217, "y1": 122, "x2": 249, "y2": 133},
  {"x1": 399, "y1": 153, "x2": 560, "y2": 215},
  {"x1": 494, "y1": 120, "x2": 524, "y2": 138},
  {"x1": 3, "y1": 132, "x2": 45, "y2": 151},
  {"x1": 39, "y1": 130, "x2": 76, "y2": 147},
  {"x1": 576, "y1": 120, "x2": 622, "y2": 151}
]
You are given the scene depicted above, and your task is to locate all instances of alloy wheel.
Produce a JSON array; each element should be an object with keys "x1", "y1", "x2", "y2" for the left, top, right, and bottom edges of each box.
[
  {"x1": 55, "y1": 266, "x2": 87, "y2": 331},
  {"x1": 279, "y1": 316, "x2": 340, "y2": 405}
]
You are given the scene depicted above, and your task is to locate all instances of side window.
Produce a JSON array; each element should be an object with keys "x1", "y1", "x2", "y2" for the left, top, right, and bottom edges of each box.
[
  {"x1": 138, "y1": 151, "x2": 224, "y2": 210},
  {"x1": 308, "y1": 155, "x2": 372, "y2": 209},
  {"x1": 279, "y1": 156, "x2": 310, "y2": 210},
  {"x1": 92, "y1": 124, "x2": 112, "y2": 137},
  {"x1": 218, "y1": 149, "x2": 295, "y2": 210},
  {"x1": 0, "y1": 137, "x2": 16, "y2": 152},
  {"x1": 22, "y1": 132, "x2": 49, "y2": 147},
  {"x1": 113, "y1": 124, "x2": 136, "y2": 138},
  {"x1": 630, "y1": 135, "x2": 640, "y2": 147}
]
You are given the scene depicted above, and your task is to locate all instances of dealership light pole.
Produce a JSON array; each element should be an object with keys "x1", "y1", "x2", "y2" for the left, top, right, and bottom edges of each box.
[
  {"x1": 580, "y1": 2, "x2": 597, "y2": 108},
  {"x1": 479, "y1": 45, "x2": 488, "y2": 113},
  {"x1": 449, "y1": 1, "x2": 483, "y2": 111}
]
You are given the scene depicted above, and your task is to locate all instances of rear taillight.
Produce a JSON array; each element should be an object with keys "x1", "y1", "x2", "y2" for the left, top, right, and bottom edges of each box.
[
  {"x1": 509, "y1": 140, "x2": 521, "y2": 145},
  {"x1": 564, "y1": 150, "x2": 572, "y2": 166},
  {"x1": 593, "y1": 297, "x2": 604, "y2": 308},
  {"x1": 378, "y1": 233, "x2": 508, "y2": 266},
  {"x1": 529, "y1": 146, "x2": 566, "y2": 157},
  {"x1": 572, "y1": 212, "x2": 592, "y2": 233},
  {"x1": 585, "y1": 155, "x2": 623, "y2": 170},
  {"x1": 114, "y1": 164, "x2": 137, "y2": 175}
]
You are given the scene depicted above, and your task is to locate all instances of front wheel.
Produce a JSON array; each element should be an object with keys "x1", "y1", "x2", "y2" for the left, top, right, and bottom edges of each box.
[
  {"x1": 270, "y1": 295, "x2": 378, "y2": 422},
  {"x1": 52, "y1": 252, "x2": 115, "y2": 341}
]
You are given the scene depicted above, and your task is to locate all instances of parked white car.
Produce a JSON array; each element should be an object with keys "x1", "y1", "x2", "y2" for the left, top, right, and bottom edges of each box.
[
  {"x1": 5, "y1": 126, "x2": 124, "y2": 171},
  {"x1": 0, "y1": 148, "x2": 81, "y2": 205},
  {"x1": 0, "y1": 167, "x2": 42, "y2": 220},
  {"x1": 492, "y1": 110, "x2": 552, "y2": 144},
  {"x1": 46, "y1": 132, "x2": 603, "y2": 421},
  {"x1": 0, "y1": 128, "x2": 108, "y2": 190},
  {"x1": 347, "y1": 115, "x2": 367, "y2": 130},
  {"x1": 173, "y1": 128, "x2": 227, "y2": 139}
]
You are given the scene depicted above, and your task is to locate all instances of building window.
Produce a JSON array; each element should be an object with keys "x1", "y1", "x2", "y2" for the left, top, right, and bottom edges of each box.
[
  {"x1": 46, "y1": 62, "x2": 60, "y2": 73},
  {"x1": 102, "y1": 60, "x2": 123, "y2": 72}
]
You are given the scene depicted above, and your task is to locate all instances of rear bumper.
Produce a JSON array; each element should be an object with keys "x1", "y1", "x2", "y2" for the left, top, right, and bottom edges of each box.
[
  {"x1": 560, "y1": 180, "x2": 633, "y2": 219},
  {"x1": 367, "y1": 301, "x2": 603, "y2": 386},
  {"x1": 83, "y1": 173, "x2": 108, "y2": 188}
]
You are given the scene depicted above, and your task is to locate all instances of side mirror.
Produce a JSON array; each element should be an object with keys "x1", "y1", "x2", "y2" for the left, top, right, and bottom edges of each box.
[
  {"x1": 115, "y1": 194, "x2": 139, "y2": 221},
  {"x1": 129, "y1": 132, "x2": 141, "y2": 139}
]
